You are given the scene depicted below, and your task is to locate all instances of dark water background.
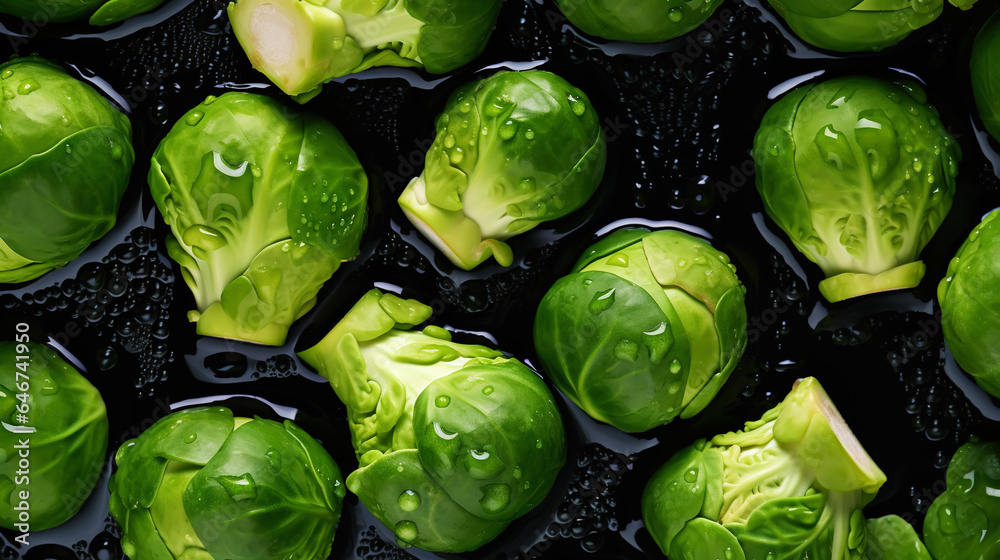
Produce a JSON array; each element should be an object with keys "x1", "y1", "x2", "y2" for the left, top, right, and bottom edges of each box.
[{"x1": 2, "y1": 0, "x2": 1000, "y2": 558}]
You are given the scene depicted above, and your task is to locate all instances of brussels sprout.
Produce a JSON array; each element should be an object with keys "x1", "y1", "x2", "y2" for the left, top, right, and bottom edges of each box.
[
  {"x1": 971, "y1": 8, "x2": 1000, "y2": 143},
  {"x1": 0, "y1": 341, "x2": 108, "y2": 531},
  {"x1": 753, "y1": 75, "x2": 960, "y2": 302},
  {"x1": 398, "y1": 70, "x2": 607, "y2": 270},
  {"x1": 766, "y1": 0, "x2": 945, "y2": 52},
  {"x1": 0, "y1": 57, "x2": 134, "y2": 284},
  {"x1": 642, "y1": 377, "x2": 887, "y2": 560},
  {"x1": 298, "y1": 289, "x2": 566, "y2": 553},
  {"x1": 923, "y1": 440, "x2": 1000, "y2": 558},
  {"x1": 938, "y1": 210, "x2": 1000, "y2": 397},
  {"x1": 227, "y1": 0, "x2": 504, "y2": 100},
  {"x1": 552, "y1": 0, "x2": 725, "y2": 42},
  {"x1": 533, "y1": 228, "x2": 747, "y2": 433},
  {"x1": 108, "y1": 407, "x2": 346, "y2": 560},
  {"x1": 148, "y1": 92, "x2": 368, "y2": 346},
  {"x1": 0, "y1": 0, "x2": 167, "y2": 25}
]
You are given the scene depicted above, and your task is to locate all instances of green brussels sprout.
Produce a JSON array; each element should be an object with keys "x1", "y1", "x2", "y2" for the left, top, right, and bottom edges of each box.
[
  {"x1": 753, "y1": 75, "x2": 960, "y2": 303},
  {"x1": 398, "y1": 70, "x2": 607, "y2": 270},
  {"x1": 642, "y1": 377, "x2": 888, "y2": 560},
  {"x1": 938, "y1": 210, "x2": 1000, "y2": 397},
  {"x1": 766, "y1": 0, "x2": 944, "y2": 52},
  {"x1": 533, "y1": 228, "x2": 747, "y2": 433},
  {"x1": 148, "y1": 92, "x2": 368, "y2": 346},
  {"x1": 0, "y1": 340, "x2": 108, "y2": 531},
  {"x1": 298, "y1": 289, "x2": 566, "y2": 553},
  {"x1": 108, "y1": 407, "x2": 346, "y2": 560},
  {"x1": 0, "y1": 57, "x2": 134, "y2": 284},
  {"x1": 971, "y1": 8, "x2": 1000, "y2": 143},
  {"x1": 552, "y1": 0, "x2": 725, "y2": 43},
  {"x1": 922, "y1": 440, "x2": 1000, "y2": 558},
  {"x1": 0, "y1": 0, "x2": 167, "y2": 25},
  {"x1": 227, "y1": 0, "x2": 504, "y2": 100}
]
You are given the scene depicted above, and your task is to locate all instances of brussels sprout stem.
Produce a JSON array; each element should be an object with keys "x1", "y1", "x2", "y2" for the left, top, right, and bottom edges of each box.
[{"x1": 817, "y1": 261, "x2": 926, "y2": 303}]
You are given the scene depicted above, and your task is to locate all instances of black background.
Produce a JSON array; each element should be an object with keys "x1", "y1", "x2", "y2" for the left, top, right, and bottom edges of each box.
[{"x1": 2, "y1": 0, "x2": 1000, "y2": 558}]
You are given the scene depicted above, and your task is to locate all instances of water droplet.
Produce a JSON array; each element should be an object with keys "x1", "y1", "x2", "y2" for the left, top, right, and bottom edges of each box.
[
  {"x1": 589, "y1": 288, "x2": 615, "y2": 314},
  {"x1": 450, "y1": 147, "x2": 464, "y2": 164},
  {"x1": 887, "y1": 91, "x2": 902, "y2": 103},
  {"x1": 667, "y1": 7, "x2": 683, "y2": 22},
  {"x1": 459, "y1": 101, "x2": 472, "y2": 114},
  {"x1": 433, "y1": 422, "x2": 458, "y2": 440},
  {"x1": 97, "y1": 346, "x2": 117, "y2": 370},
  {"x1": 435, "y1": 395, "x2": 450, "y2": 408},
  {"x1": 203, "y1": 95, "x2": 217, "y2": 105},
  {"x1": 110, "y1": 143, "x2": 124, "y2": 161},
  {"x1": 395, "y1": 520, "x2": 418, "y2": 544},
  {"x1": 936, "y1": 505, "x2": 959, "y2": 534},
  {"x1": 913, "y1": 159, "x2": 923, "y2": 172},
  {"x1": 482, "y1": 385, "x2": 494, "y2": 395},
  {"x1": 2, "y1": 88, "x2": 13, "y2": 99},
  {"x1": 398, "y1": 490, "x2": 421, "y2": 512},
  {"x1": 813, "y1": 124, "x2": 852, "y2": 171},
  {"x1": 65, "y1": 144, "x2": 73, "y2": 154},
  {"x1": 182, "y1": 225, "x2": 228, "y2": 252},
  {"x1": 643, "y1": 322, "x2": 672, "y2": 365},
  {"x1": 524, "y1": 129, "x2": 535, "y2": 140},
  {"x1": 826, "y1": 85, "x2": 856, "y2": 109},
  {"x1": 17, "y1": 79, "x2": 39, "y2": 95},
  {"x1": 266, "y1": 448, "x2": 282, "y2": 473},
  {"x1": 607, "y1": 254, "x2": 629, "y2": 267},
  {"x1": 215, "y1": 473, "x2": 258, "y2": 501},
  {"x1": 615, "y1": 339, "x2": 639, "y2": 361},
  {"x1": 40, "y1": 376, "x2": 59, "y2": 395},
  {"x1": 505, "y1": 203, "x2": 523, "y2": 218},
  {"x1": 185, "y1": 433, "x2": 197, "y2": 444},
  {"x1": 669, "y1": 359, "x2": 682, "y2": 374},
  {"x1": 767, "y1": 144, "x2": 779, "y2": 156},
  {"x1": 683, "y1": 468, "x2": 698, "y2": 483},
  {"x1": 443, "y1": 134, "x2": 456, "y2": 148},
  {"x1": 568, "y1": 95, "x2": 587, "y2": 116},
  {"x1": 0, "y1": 70, "x2": 11, "y2": 79},
  {"x1": 499, "y1": 119, "x2": 517, "y2": 140},
  {"x1": 479, "y1": 483, "x2": 512, "y2": 514},
  {"x1": 185, "y1": 111, "x2": 205, "y2": 126},
  {"x1": 519, "y1": 178, "x2": 535, "y2": 191}
]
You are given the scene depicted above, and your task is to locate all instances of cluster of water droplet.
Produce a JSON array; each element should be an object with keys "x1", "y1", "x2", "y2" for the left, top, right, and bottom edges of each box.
[
  {"x1": 524, "y1": 444, "x2": 633, "y2": 556},
  {"x1": 356, "y1": 527, "x2": 415, "y2": 560},
  {"x1": 885, "y1": 314, "x2": 982, "y2": 445},
  {"x1": 0, "y1": 227, "x2": 175, "y2": 392}
]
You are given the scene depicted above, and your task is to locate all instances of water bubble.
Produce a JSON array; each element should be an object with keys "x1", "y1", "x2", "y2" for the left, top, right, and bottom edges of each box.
[
  {"x1": 398, "y1": 490, "x2": 421, "y2": 512},
  {"x1": 589, "y1": 288, "x2": 615, "y2": 314},
  {"x1": 607, "y1": 254, "x2": 629, "y2": 267},
  {"x1": 215, "y1": 473, "x2": 258, "y2": 501},
  {"x1": 394, "y1": 520, "x2": 418, "y2": 543},
  {"x1": 17, "y1": 79, "x2": 39, "y2": 95},
  {"x1": 615, "y1": 339, "x2": 639, "y2": 361},
  {"x1": 266, "y1": 448, "x2": 282, "y2": 473},
  {"x1": 479, "y1": 483, "x2": 511, "y2": 514},
  {"x1": 499, "y1": 119, "x2": 518, "y2": 140}
]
